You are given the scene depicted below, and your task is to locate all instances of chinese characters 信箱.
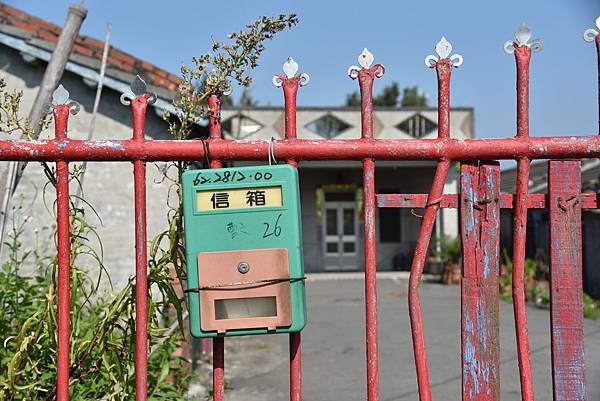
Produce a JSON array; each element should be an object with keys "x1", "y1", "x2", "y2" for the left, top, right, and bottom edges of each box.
[{"x1": 201, "y1": 186, "x2": 282, "y2": 211}]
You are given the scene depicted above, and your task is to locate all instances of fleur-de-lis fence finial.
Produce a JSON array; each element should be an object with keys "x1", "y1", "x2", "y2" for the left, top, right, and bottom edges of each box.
[
  {"x1": 347, "y1": 48, "x2": 385, "y2": 80},
  {"x1": 425, "y1": 37, "x2": 464, "y2": 68},
  {"x1": 120, "y1": 75, "x2": 157, "y2": 106},
  {"x1": 504, "y1": 23, "x2": 543, "y2": 53},
  {"x1": 273, "y1": 57, "x2": 310, "y2": 87},
  {"x1": 47, "y1": 84, "x2": 80, "y2": 115},
  {"x1": 583, "y1": 16, "x2": 600, "y2": 43}
]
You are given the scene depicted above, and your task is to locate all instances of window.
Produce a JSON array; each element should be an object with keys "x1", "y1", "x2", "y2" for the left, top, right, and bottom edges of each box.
[
  {"x1": 305, "y1": 114, "x2": 351, "y2": 138},
  {"x1": 222, "y1": 114, "x2": 264, "y2": 139},
  {"x1": 379, "y1": 208, "x2": 401, "y2": 243},
  {"x1": 396, "y1": 114, "x2": 438, "y2": 138}
]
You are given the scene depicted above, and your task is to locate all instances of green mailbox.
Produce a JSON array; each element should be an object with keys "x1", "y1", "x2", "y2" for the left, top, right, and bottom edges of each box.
[{"x1": 182, "y1": 165, "x2": 306, "y2": 338}]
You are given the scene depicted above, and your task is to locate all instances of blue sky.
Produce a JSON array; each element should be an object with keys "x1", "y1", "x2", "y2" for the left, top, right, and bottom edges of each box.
[{"x1": 7, "y1": 0, "x2": 600, "y2": 140}]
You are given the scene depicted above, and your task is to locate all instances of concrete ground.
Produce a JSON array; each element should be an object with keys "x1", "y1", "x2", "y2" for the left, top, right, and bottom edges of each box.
[{"x1": 216, "y1": 274, "x2": 600, "y2": 401}]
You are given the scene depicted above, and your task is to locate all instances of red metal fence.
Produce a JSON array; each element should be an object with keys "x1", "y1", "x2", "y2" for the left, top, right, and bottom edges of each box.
[{"x1": 10, "y1": 19, "x2": 600, "y2": 401}]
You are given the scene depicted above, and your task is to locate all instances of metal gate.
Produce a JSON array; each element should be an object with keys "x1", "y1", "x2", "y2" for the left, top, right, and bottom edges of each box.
[{"x1": 8, "y1": 18, "x2": 600, "y2": 401}]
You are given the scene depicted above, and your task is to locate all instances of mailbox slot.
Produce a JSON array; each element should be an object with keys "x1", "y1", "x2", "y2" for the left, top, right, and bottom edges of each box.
[{"x1": 198, "y1": 248, "x2": 292, "y2": 333}]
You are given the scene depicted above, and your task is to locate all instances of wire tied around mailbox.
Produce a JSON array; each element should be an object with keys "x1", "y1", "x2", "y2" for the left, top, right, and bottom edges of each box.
[
  {"x1": 268, "y1": 137, "x2": 278, "y2": 166},
  {"x1": 184, "y1": 276, "x2": 306, "y2": 293}
]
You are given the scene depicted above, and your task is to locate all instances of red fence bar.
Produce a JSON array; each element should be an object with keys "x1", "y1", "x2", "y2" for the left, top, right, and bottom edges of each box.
[
  {"x1": 54, "y1": 100, "x2": 73, "y2": 401},
  {"x1": 274, "y1": 57, "x2": 309, "y2": 401},
  {"x1": 212, "y1": 337, "x2": 225, "y2": 401},
  {"x1": 408, "y1": 38, "x2": 462, "y2": 401},
  {"x1": 349, "y1": 48, "x2": 384, "y2": 401},
  {"x1": 376, "y1": 193, "x2": 600, "y2": 210},
  {"x1": 460, "y1": 162, "x2": 501, "y2": 400},
  {"x1": 122, "y1": 78, "x2": 156, "y2": 401},
  {"x1": 1, "y1": 136, "x2": 600, "y2": 162},
  {"x1": 207, "y1": 94, "x2": 226, "y2": 401},
  {"x1": 548, "y1": 160, "x2": 586, "y2": 401},
  {"x1": 208, "y1": 95, "x2": 224, "y2": 170},
  {"x1": 505, "y1": 24, "x2": 542, "y2": 401}
]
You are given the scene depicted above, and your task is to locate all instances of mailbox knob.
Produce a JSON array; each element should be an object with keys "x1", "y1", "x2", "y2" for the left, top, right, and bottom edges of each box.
[{"x1": 237, "y1": 262, "x2": 250, "y2": 274}]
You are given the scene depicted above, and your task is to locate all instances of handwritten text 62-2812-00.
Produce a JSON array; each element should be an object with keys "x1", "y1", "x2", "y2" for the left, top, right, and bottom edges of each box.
[{"x1": 193, "y1": 169, "x2": 274, "y2": 185}]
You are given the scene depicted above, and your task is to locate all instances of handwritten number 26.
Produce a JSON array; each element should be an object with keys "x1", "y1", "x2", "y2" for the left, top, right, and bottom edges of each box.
[{"x1": 263, "y1": 214, "x2": 282, "y2": 238}]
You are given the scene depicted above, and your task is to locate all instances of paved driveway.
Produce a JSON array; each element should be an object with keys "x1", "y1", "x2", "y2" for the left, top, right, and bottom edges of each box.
[{"x1": 221, "y1": 275, "x2": 600, "y2": 401}]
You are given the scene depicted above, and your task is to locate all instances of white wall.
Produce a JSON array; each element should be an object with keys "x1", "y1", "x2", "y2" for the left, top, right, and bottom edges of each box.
[{"x1": 0, "y1": 46, "x2": 173, "y2": 290}]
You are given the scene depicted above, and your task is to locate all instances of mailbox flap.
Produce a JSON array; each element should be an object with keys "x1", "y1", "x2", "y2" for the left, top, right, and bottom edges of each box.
[{"x1": 197, "y1": 248, "x2": 292, "y2": 333}]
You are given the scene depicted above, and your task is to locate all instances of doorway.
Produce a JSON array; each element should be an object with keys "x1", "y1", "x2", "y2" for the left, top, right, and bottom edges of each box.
[{"x1": 322, "y1": 195, "x2": 359, "y2": 271}]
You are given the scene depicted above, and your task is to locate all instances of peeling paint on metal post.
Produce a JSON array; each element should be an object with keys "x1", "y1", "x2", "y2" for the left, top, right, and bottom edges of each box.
[
  {"x1": 377, "y1": 192, "x2": 600, "y2": 210},
  {"x1": 505, "y1": 23, "x2": 542, "y2": 401},
  {"x1": 121, "y1": 76, "x2": 157, "y2": 401},
  {"x1": 51, "y1": 85, "x2": 80, "y2": 401},
  {"x1": 274, "y1": 56, "x2": 310, "y2": 401},
  {"x1": 548, "y1": 161, "x2": 586, "y2": 401},
  {"x1": 208, "y1": 92, "x2": 226, "y2": 401},
  {"x1": 460, "y1": 162, "x2": 500, "y2": 401},
  {"x1": 349, "y1": 47, "x2": 384, "y2": 401},
  {"x1": 408, "y1": 37, "x2": 462, "y2": 401},
  {"x1": 2, "y1": 137, "x2": 600, "y2": 162}
]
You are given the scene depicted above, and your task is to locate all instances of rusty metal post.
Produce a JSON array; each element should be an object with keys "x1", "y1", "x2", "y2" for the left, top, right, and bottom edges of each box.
[
  {"x1": 407, "y1": 38, "x2": 462, "y2": 401},
  {"x1": 55, "y1": 103, "x2": 72, "y2": 401},
  {"x1": 460, "y1": 162, "x2": 501, "y2": 400},
  {"x1": 548, "y1": 160, "x2": 586, "y2": 401},
  {"x1": 274, "y1": 57, "x2": 309, "y2": 401},
  {"x1": 348, "y1": 48, "x2": 384, "y2": 401},
  {"x1": 50, "y1": 85, "x2": 79, "y2": 401},
  {"x1": 504, "y1": 24, "x2": 542, "y2": 401},
  {"x1": 121, "y1": 77, "x2": 156, "y2": 401},
  {"x1": 208, "y1": 95, "x2": 224, "y2": 170},
  {"x1": 207, "y1": 93, "x2": 225, "y2": 401}
]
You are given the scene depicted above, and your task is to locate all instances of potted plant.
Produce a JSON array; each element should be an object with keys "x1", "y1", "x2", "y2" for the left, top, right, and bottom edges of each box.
[{"x1": 431, "y1": 235, "x2": 461, "y2": 284}]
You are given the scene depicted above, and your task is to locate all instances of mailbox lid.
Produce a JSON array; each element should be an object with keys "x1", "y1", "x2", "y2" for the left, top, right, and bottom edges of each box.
[{"x1": 197, "y1": 248, "x2": 292, "y2": 333}]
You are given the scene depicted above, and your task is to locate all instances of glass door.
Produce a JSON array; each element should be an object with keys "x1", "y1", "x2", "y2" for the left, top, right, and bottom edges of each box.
[{"x1": 323, "y1": 201, "x2": 358, "y2": 270}]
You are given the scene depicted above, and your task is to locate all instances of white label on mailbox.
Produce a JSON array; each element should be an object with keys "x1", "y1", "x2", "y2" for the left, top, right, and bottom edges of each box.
[{"x1": 197, "y1": 186, "x2": 283, "y2": 211}]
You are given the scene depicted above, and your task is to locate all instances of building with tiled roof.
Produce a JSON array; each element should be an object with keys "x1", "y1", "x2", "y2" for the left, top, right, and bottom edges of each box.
[{"x1": 0, "y1": 2, "x2": 180, "y2": 99}]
